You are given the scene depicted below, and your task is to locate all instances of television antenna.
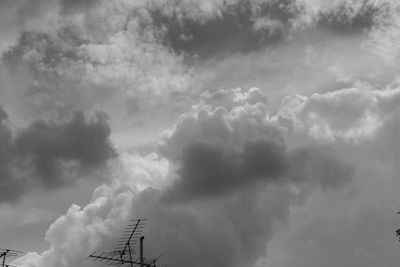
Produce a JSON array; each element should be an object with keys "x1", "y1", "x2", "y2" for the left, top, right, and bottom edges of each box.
[
  {"x1": 0, "y1": 249, "x2": 22, "y2": 267},
  {"x1": 87, "y1": 219, "x2": 163, "y2": 267}
]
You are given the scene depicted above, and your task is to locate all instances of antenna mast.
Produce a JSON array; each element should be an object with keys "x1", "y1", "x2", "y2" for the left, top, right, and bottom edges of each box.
[{"x1": 87, "y1": 219, "x2": 163, "y2": 267}]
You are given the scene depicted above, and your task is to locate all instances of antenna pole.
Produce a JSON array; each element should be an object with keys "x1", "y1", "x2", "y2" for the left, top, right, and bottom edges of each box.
[
  {"x1": 140, "y1": 236, "x2": 144, "y2": 267},
  {"x1": 2, "y1": 251, "x2": 5, "y2": 267}
]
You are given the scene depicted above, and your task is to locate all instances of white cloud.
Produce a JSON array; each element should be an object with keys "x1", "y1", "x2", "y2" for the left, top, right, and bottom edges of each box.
[
  {"x1": 159, "y1": 99, "x2": 282, "y2": 160},
  {"x1": 199, "y1": 87, "x2": 268, "y2": 110},
  {"x1": 276, "y1": 86, "x2": 400, "y2": 142},
  {"x1": 120, "y1": 152, "x2": 170, "y2": 190},
  {"x1": 14, "y1": 154, "x2": 167, "y2": 267}
]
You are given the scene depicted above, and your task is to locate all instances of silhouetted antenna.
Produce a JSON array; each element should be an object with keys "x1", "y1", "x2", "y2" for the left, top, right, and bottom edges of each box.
[
  {"x1": 114, "y1": 219, "x2": 147, "y2": 256},
  {"x1": 87, "y1": 219, "x2": 164, "y2": 267},
  {"x1": 0, "y1": 249, "x2": 22, "y2": 267}
]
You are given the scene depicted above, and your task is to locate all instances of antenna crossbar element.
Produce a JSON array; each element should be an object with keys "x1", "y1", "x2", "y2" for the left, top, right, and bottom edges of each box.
[
  {"x1": 88, "y1": 219, "x2": 159, "y2": 267},
  {"x1": 88, "y1": 252, "x2": 155, "y2": 267}
]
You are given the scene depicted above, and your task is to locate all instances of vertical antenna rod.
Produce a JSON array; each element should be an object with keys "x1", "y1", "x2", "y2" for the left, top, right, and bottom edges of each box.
[{"x1": 140, "y1": 236, "x2": 144, "y2": 267}]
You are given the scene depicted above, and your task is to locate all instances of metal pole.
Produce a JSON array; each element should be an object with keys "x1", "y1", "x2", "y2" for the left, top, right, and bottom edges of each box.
[{"x1": 140, "y1": 236, "x2": 144, "y2": 267}]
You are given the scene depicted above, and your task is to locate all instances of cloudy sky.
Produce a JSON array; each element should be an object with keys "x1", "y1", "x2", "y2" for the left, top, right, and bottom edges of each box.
[{"x1": 0, "y1": 0, "x2": 400, "y2": 266}]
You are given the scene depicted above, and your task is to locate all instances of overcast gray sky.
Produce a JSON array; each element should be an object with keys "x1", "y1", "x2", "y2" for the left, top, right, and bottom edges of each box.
[{"x1": 0, "y1": 1, "x2": 400, "y2": 267}]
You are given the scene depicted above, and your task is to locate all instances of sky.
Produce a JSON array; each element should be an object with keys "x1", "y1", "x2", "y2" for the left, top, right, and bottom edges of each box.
[{"x1": 0, "y1": 0, "x2": 400, "y2": 267}]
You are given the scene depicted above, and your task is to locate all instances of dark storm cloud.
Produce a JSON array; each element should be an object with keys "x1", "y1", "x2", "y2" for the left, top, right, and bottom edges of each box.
[
  {"x1": 165, "y1": 138, "x2": 352, "y2": 202},
  {"x1": 130, "y1": 142, "x2": 352, "y2": 267},
  {"x1": 289, "y1": 146, "x2": 353, "y2": 195},
  {"x1": 13, "y1": 111, "x2": 116, "y2": 185},
  {"x1": 0, "y1": 106, "x2": 26, "y2": 203},
  {"x1": 150, "y1": 0, "x2": 393, "y2": 60},
  {"x1": 317, "y1": 1, "x2": 386, "y2": 34},
  {"x1": 151, "y1": 0, "x2": 299, "y2": 59},
  {"x1": 132, "y1": 184, "x2": 295, "y2": 267},
  {"x1": 167, "y1": 139, "x2": 287, "y2": 200},
  {"x1": 59, "y1": 0, "x2": 99, "y2": 15},
  {"x1": 0, "y1": 106, "x2": 8, "y2": 122},
  {"x1": 0, "y1": 108, "x2": 116, "y2": 203}
]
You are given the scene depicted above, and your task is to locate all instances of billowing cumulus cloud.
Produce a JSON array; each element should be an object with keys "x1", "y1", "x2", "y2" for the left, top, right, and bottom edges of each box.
[
  {"x1": 12, "y1": 77, "x2": 400, "y2": 267},
  {"x1": 159, "y1": 96, "x2": 351, "y2": 202},
  {"x1": 277, "y1": 86, "x2": 400, "y2": 141},
  {"x1": 3, "y1": 1, "x2": 400, "y2": 267},
  {"x1": 13, "y1": 93, "x2": 354, "y2": 267},
  {"x1": 0, "y1": 108, "x2": 115, "y2": 203}
]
